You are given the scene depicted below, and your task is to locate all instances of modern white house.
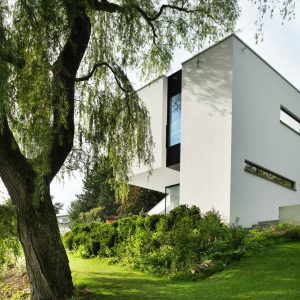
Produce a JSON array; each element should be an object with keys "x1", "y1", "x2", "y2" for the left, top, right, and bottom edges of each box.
[
  {"x1": 56, "y1": 214, "x2": 71, "y2": 234},
  {"x1": 130, "y1": 34, "x2": 300, "y2": 228}
]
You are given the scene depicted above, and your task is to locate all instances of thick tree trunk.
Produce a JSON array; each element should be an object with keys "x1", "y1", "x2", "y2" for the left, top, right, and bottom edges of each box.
[
  {"x1": 12, "y1": 182, "x2": 74, "y2": 300},
  {"x1": 0, "y1": 6, "x2": 91, "y2": 299}
]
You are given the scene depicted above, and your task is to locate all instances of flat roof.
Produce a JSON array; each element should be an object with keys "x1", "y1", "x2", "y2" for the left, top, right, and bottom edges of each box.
[
  {"x1": 137, "y1": 33, "x2": 300, "y2": 95},
  {"x1": 136, "y1": 75, "x2": 166, "y2": 92},
  {"x1": 182, "y1": 33, "x2": 300, "y2": 95}
]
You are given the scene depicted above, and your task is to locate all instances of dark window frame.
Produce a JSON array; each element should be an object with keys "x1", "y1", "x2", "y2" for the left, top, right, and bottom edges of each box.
[
  {"x1": 166, "y1": 70, "x2": 182, "y2": 148},
  {"x1": 244, "y1": 160, "x2": 296, "y2": 191}
]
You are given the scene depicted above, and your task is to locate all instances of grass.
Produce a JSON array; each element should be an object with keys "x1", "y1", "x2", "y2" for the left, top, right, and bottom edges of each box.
[{"x1": 70, "y1": 242, "x2": 300, "y2": 300}]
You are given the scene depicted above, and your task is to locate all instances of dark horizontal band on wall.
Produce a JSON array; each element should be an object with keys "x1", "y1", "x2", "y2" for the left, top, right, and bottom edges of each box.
[{"x1": 244, "y1": 159, "x2": 296, "y2": 191}]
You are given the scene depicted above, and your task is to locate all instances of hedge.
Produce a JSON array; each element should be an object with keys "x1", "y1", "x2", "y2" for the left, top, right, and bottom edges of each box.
[{"x1": 64, "y1": 206, "x2": 248, "y2": 275}]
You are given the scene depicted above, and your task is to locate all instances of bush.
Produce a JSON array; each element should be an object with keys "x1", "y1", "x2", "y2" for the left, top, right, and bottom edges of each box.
[
  {"x1": 0, "y1": 201, "x2": 21, "y2": 269},
  {"x1": 64, "y1": 222, "x2": 117, "y2": 258},
  {"x1": 64, "y1": 206, "x2": 300, "y2": 278},
  {"x1": 65, "y1": 206, "x2": 248, "y2": 276},
  {"x1": 247, "y1": 223, "x2": 300, "y2": 244}
]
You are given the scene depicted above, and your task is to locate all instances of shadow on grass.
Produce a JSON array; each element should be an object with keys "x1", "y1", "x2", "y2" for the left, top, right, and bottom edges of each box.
[
  {"x1": 70, "y1": 243, "x2": 300, "y2": 300},
  {"x1": 73, "y1": 271, "x2": 178, "y2": 299}
]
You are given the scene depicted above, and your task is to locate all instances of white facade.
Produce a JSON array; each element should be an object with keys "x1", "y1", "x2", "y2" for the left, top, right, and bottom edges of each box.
[
  {"x1": 131, "y1": 76, "x2": 180, "y2": 193},
  {"x1": 57, "y1": 214, "x2": 71, "y2": 234},
  {"x1": 130, "y1": 35, "x2": 300, "y2": 227},
  {"x1": 180, "y1": 36, "x2": 233, "y2": 221}
]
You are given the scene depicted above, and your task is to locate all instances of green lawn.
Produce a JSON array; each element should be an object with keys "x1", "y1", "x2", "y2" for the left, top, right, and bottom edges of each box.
[{"x1": 70, "y1": 242, "x2": 300, "y2": 300}]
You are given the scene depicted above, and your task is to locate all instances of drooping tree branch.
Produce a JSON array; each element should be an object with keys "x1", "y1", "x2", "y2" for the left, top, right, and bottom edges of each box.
[
  {"x1": 76, "y1": 61, "x2": 132, "y2": 93},
  {"x1": 0, "y1": 17, "x2": 34, "y2": 197},
  {"x1": 75, "y1": 62, "x2": 110, "y2": 82},
  {"x1": 131, "y1": 3, "x2": 215, "y2": 39},
  {"x1": 133, "y1": 6, "x2": 160, "y2": 47},
  {"x1": 139, "y1": 4, "x2": 203, "y2": 21},
  {"x1": 92, "y1": 1, "x2": 210, "y2": 19},
  {"x1": 92, "y1": 2, "x2": 214, "y2": 48}
]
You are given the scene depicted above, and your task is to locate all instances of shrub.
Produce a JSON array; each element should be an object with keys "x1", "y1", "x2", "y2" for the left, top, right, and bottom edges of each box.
[
  {"x1": 64, "y1": 206, "x2": 300, "y2": 278},
  {"x1": 63, "y1": 222, "x2": 117, "y2": 257},
  {"x1": 65, "y1": 206, "x2": 249, "y2": 276},
  {"x1": 0, "y1": 201, "x2": 21, "y2": 269},
  {"x1": 247, "y1": 223, "x2": 300, "y2": 244}
]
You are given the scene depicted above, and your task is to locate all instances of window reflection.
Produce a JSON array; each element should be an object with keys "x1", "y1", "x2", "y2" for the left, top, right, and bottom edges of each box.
[
  {"x1": 165, "y1": 185, "x2": 180, "y2": 212},
  {"x1": 280, "y1": 107, "x2": 300, "y2": 134},
  {"x1": 169, "y1": 93, "x2": 181, "y2": 146},
  {"x1": 244, "y1": 161, "x2": 295, "y2": 190}
]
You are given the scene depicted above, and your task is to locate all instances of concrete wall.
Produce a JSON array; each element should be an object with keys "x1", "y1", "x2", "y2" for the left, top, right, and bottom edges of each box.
[
  {"x1": 130, "y1": 76, "x2": 180, "y2": 191},
  {"x1": 130, "y1": 167, "x2": 179, "y2": 193},
  {"x1": 180, "y1": 37, "x2": 233, "y2": 221},
  {"x1": 132, "y1": 76, "x2": 168, "y2": 174},
  {"x1": 279, "y1": 204, "x2": 300, "y2": 224},
  {"x1": 231, "y1": 36, "x2": 300, "y2": 227}
]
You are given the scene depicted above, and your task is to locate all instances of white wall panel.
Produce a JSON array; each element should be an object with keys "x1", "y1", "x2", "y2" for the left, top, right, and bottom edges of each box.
[
  {"x1": 231, "y1": 37, "x2": 300, "y2": 227},
  {"x1": 180, "y1": 37, "x2": 233, "y2": 221},
  {"x1": 132, "y1": 76, "x2": 168, "y2": 175}
]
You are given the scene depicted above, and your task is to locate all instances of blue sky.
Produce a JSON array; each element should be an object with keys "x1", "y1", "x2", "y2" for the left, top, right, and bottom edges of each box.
[{"x1": 1, "y1": 0, "x2": 299, "y2": 213}]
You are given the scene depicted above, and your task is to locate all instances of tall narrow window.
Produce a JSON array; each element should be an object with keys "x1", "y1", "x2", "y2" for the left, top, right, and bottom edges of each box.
[
  {"x1": 168, "y1": 93, "x2": 181, "y2": 146},
  {"x1": 244, "y1": 160, "x2": 296, "y2": 190},
  {"x1": 165, "y1": 184, "x2": 180, "y2": 213},
  {"x1": 166, "y1": 70, "x2": 181, "y2": 169},
  {"x1": 280, "y1": 106, "x2": 300, "y2": 134}
]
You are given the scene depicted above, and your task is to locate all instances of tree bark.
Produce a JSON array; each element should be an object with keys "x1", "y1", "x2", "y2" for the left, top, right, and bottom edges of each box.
[
  {"x1": 0, "y1": 120, "x2": 74, "y2": 299},
  {"x1": 0, "y1": 4, "x2": 92, "y2": 299},
  {"x1": 19, "y1": 198, "x2": 73, "y2": 299},
  {"x1": 12, "y1": 180, "x2": 73, "y2": 299}
]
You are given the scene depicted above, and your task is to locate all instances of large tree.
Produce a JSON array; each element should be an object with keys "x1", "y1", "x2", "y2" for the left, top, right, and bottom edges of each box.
[{"x1": 0, "y1": 1, "x2": 241, "y2": 299}]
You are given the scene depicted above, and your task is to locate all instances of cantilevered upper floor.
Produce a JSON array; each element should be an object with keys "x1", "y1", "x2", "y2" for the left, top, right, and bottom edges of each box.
[{"x1": 130, "y1": 34, "x2": 300, "y2": 227}]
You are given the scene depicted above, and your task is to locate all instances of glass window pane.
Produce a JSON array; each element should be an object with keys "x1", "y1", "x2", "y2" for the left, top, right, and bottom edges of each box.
[
  {"x1": 169, "y1": 94, "x2": 181, "y2": 146},
  {"x1": 280, "y1": 108, "x2": 300, "y2": 133},
  {"x1": 166, "y1": 185, "x2": 180, "y2": 212},
  {"x1": 244, "y1": 161, "x2": 295, "y2": 190}
]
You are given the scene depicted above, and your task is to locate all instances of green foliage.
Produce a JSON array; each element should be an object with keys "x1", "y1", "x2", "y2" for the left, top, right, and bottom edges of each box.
[
  {"x1": 69, "y1": 158, "x2": 165, "y2": 226},
  {"x1": 0, "y1": 200, "x2": 21, "y2": 269},
  {"x1": 65, "y1": 212, "x2": 300, "y2": 279},
  {"x1": 79, "y1": 207, "x2": 103, "y2": 224},
  {"x1": 247, "y1": 223, "x2": 300, "y2": 244},
  {"x1": 64, "y1": 222, "x2": 117, "y2": 258},
  {"x1": 118, "y1": 185, "x2": 165, "y2": 217},
  {"x1": 64, "y1": 206, "x2": 247, "y2": 276},
  {"x1": 236, "y1": 223, "x2": 300, "y2": 258},
  {"x1": 0, "y1": 0, "x2": 240, "y2": 199},
  {"x1": 68, "y1": 158, "x2": 117, "y2": 226}
]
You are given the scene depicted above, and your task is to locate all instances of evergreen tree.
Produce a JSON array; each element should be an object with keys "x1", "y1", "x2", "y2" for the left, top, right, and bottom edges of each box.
[
  {"x1": 69, "y1": 158, "x2": 117, "y2": 225},
  {"x1": 69, "y1": 159, "x2": 165, "y2": 225},
  {"x1": 118, "y1": 185, "x2": 165, "y2": 217}
]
